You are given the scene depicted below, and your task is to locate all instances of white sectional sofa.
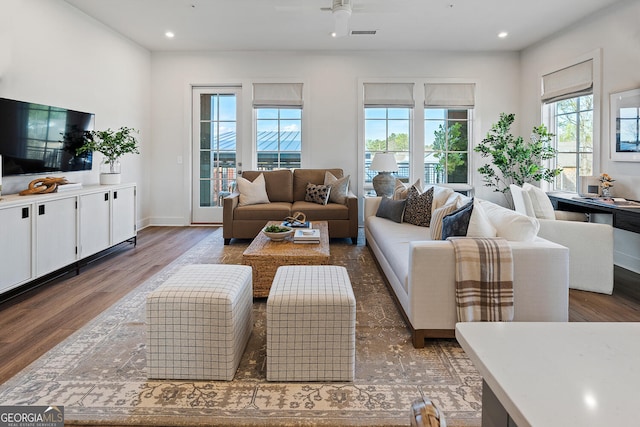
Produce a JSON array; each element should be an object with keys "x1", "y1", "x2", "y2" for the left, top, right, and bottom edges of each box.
[{"x1": 364, "y1": 188, "x2": 570, "y2": 348}]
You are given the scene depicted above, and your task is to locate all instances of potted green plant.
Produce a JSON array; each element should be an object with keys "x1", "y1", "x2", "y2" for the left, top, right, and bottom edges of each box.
[
  {"x1": 475, "y1": 113, "x2": 562, "y2": 208},
  {"x1": 77, "y1": 126, "x2": 140, "y2": 185}
]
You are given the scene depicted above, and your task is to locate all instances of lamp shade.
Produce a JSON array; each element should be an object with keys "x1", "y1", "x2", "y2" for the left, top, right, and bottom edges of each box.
[{"x1": 370, "y1": 153, "x2": 398, "y2": 172}]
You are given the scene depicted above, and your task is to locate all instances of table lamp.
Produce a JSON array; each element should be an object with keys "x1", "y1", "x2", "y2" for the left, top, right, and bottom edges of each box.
[{"x1": 370, "y1": 152, "x2": 398, "y2": 198}]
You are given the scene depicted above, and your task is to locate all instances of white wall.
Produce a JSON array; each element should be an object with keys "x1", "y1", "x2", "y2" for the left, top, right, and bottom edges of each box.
[
  {"x1": 0, "y1": 0, "x2": 151, "y2": 227},
  {"x1": 150, "y1": 50, "x2": 521, "y2": 225},
  {"x1": 520, "y1": 0, "x2": 640, "y2": 272}
]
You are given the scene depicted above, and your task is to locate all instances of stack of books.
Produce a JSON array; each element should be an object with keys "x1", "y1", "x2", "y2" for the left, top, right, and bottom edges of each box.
[{"x1": 293, "y1": 228, "x2": 320, "y2": 244}]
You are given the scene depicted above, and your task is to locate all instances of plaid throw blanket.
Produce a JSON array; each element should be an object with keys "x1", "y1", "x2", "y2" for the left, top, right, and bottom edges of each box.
[{"x1": 447, "y1": 237, "x2": 514, "y2": 322}]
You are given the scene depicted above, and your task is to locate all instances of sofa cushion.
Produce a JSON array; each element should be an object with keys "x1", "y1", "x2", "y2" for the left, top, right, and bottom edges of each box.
[
  {"x1": 241, "y1": 170, "x2": 293, "y2": 203},
  {"x1": 466, "y1": 198, "x2": 497, "y2": 237},
  {"x1": 236, "y1": 173, "x2": 270, "y2": 206},
  {"x1": 376, "y1": 197, "x2": 406, "y2": 223},
  {"x1": 430, "y1": 202, "x2": 458, "y2": 240},
  {"x1": 478, "y1": 199, "x2": 540, "y2": 242},
  {"x1": 305, "y1": 183, "x2": 330, "y2": 205},
  {"x1": 233, "y1": 202, "x2": 292, "y2": 221},
  {"x1": 366, "y1": 216, "x2": 431, "y2": 292},
  {"x1": 523, "y1": 183, "x2": 556, "y2": 219},
  {"x1": 324, "y1": 171, "x2": 350, "y2": 205},
  {"x1": 293, "y1": 169, "x2": 343, "y2": 201},
  {"x1": 404, "y1": 186, "x2": 434, "y2": 227},
  {"x1": 291, "y1": 201, "x2": 350, "y2": 220},
  {"x1": 442, "y1": 199, "x2": 474, "y2": 239}
]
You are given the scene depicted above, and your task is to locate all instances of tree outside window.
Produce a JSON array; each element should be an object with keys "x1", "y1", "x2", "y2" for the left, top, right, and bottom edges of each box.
[
  {"x1": 425, "y1": 109, "x2": 469, "y2": 184},
  {"x1": 364, "y1": 108, "x2": 411, "y2": 188},
  {"x1": 553, "y1": 95, "x2": 593, "y2": 192}
]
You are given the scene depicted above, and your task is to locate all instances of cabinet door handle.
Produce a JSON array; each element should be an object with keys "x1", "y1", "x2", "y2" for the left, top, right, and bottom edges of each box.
[
  {"x1": 114, "y1": 191, "x2": 118, "y2": 199},
  {"x1": 38, "y1": 205, "x2": 45, "y2": 215},
  {"x1": 22, "y1": 207, "x2": 29, "y2": 218},
  {"x1": 104, "y1": 192, "x2": 109, "y2": 201}
]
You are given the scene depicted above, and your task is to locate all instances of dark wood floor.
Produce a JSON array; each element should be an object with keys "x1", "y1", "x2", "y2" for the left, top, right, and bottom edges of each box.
[{"x1": 0, "y1": 225, "x2": 639, "y2": 385}]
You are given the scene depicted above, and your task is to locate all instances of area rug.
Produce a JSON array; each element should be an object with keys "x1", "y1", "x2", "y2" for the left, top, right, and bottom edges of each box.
[{"x1": 0, "y1": 229, "x2": 482, "y2": 426}]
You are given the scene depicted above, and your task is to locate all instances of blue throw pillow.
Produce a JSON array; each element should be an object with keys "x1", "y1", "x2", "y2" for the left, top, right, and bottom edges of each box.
[{"x1": 442, "y1": 199, "x2": 474, "y2": 239}]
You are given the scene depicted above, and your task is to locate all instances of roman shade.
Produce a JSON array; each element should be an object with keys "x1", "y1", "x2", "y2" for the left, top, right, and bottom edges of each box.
[
  {"x1": 541, "y1": 59, "x2": 593, "y2": 104},
  {"x1": 363, "y1": 83, "x2": 415, "y2": 108},
  {"x1": 252, "y1": 83, "x2": 303, "y2": 108},
  {"x1": 424, "y1": 83, "x2": 476, "y2": 108}
]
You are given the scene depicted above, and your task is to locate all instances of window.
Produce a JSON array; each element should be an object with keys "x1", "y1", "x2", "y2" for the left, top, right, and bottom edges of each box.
[
  {"x1": 423, "y1": 83, "x2": 474, "y2": 186},
  {"x1": 363, "y1": 83, "x2": 414, "y2": 192},
  {"x1": 541, "y1": 59, "x2": 595, "y2": 192},
  {"x1": 364, "y1": 107, "x2": 411, "y2": 186},
  {"x1": 255, "y1": 108, "x2": 301, "y2": 170},
  {"x1": 253, "y1": 83, "x2": 303, "y2": 170},
  {"x1": 551, "y1": 95, "x2": 594, "y2": 192},
  {"x1": 424, "y1": 109, "x2": 470, "y2": 184}
]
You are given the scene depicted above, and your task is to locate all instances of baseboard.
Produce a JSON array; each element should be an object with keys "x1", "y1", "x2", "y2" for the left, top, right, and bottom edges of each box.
[{"x1": 614, "y1": 251, "x2": 640, "y2": 275}]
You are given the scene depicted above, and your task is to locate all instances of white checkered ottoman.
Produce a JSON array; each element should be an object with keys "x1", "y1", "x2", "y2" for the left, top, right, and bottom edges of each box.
[
  {"x1": 146, "y1": 264, "x2": 253, "y2": 381},
  {"x1": 266, "y1": 265, "x2": 356, "y2": 382}
]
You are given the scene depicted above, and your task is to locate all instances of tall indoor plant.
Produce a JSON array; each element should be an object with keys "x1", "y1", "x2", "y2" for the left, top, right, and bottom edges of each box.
[
  {"x1": 474, "y1": 113, "x2": 562, "y2": 207},
  {"x1": 77, "y1": 126, "x2": 139, "y2": 185}
]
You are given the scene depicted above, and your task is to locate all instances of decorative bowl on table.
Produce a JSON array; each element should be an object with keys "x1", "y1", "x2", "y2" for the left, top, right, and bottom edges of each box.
[{"x1": 262, "y1": 224, "x2": 293, "y2": 241}]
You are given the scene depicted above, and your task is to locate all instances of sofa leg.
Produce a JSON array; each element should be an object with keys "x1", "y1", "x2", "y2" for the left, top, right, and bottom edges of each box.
[
  {"x1": 224, "y1": 238, "x2": 231, "y2": 245},
  {"x1": 412, "y1": 331, "x2": 426, "y2": 349},
  {"x1": 351, "y1": 237, "x2": 358, "y2": 245}
]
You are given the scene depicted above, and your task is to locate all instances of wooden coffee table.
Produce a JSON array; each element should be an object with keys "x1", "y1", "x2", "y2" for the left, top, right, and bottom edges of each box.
[{"x1": 242, "y1": 221, "x2": 330, "y2": 297}]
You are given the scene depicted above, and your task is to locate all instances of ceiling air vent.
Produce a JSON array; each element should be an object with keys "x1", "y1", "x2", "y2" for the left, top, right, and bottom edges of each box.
[{"x1": 350, "y1": 30, "x2": 377, "y2": 36}]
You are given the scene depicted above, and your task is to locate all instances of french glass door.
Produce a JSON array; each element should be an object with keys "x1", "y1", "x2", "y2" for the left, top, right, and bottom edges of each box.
[{"x1": 192, "y1": 87, "x2": 241, "y2": 223}]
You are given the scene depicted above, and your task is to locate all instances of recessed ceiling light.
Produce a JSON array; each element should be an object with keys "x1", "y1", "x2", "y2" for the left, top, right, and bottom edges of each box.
[
  {"x1": 165, "y1": 31, "x2": 175, "y2": 39},
  {"x1": 498, "y1": 31, "x2": 508, "y2": 38}
]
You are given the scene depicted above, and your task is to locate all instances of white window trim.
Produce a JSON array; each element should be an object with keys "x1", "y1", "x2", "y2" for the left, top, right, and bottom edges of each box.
[{"x1": 540, "y1": 49, "x2": 601, "y2": 191}]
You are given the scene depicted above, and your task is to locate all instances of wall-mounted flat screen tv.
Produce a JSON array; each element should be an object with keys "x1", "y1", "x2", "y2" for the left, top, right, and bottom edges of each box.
[{"x1": 0, "y1": 97, "x2": 95, "y2": 177}]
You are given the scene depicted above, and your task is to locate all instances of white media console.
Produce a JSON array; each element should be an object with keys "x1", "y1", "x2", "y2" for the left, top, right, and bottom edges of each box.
[{"x1": 0, "y1": 182, "x2": 136, "y2": 296}]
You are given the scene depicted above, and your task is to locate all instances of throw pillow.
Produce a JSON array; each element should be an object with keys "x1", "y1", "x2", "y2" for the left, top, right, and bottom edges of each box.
[
  {"x1": 376, "y1": 197, "x2": 406, "y2": 223},
  {"x1": 305, "y1": 183, "x2": 331, "y2": 205},
  {"x1": 478, "y1": 199, "x2": 540, "y2": 242},
  {"x1": 393, "y1": 178, "x2": 422, "y2": 200},
  {"x1": 523, "y1": 183, "x2": 556, "y2": 220},
  {"x1": 430, "y1": 202, "x2": 459, "y2": 240},
  {"x1": 430, "y1": 185, "x2": 455, "y2": 212},
  {"x1": 466, "y1": 199, "x2": 497, "y2": 237},
  {"x1": 441, "y1": 199, "x2": 474, "y2": 239},
  {"x1": 403, "y1": 186, "x2": 434, "y2": 227},
  {"x1": 236, "y1": 173, "x2": 270, "y2": 206},
  {"x1": 324, "y1": 171, "x2": 350, "y2": 204}
]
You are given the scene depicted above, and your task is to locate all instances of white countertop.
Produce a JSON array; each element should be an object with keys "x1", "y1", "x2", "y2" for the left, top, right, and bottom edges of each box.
[{"x1": 455, "y1": 322, "x2": 640, "y2": 427}]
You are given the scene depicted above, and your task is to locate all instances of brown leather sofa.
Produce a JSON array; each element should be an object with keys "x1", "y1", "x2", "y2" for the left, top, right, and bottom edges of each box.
[{"x1": 223, "y1": 168, "x2": 358, "y2": 245}]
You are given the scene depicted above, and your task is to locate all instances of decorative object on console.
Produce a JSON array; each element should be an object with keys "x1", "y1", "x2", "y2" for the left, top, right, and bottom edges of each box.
[
  {"x1": 599, "y1": 173, "x2": 614, "y2": 197},
  {"x1": 370, "y1": 152, "x2": 398, "y2": 198},
  {"x1": 19, "y1": 176, "x2": 69, "y2": 195},
  {"x1": 475, "y1": 113, "x2": 562, "y2": 208},
  {"x1": 76, "y1": 126, "x2": 139, "y2": 185}
]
